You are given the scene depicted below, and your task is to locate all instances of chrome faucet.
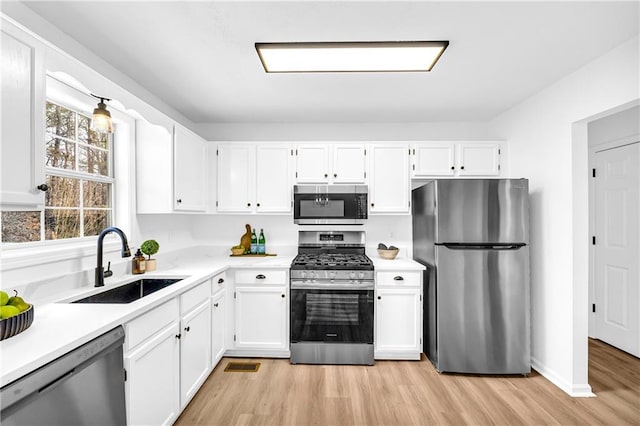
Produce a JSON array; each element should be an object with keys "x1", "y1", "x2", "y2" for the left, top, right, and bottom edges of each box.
[{"x1": 95, "y1": 227, "x2": 131, "y2": 287}]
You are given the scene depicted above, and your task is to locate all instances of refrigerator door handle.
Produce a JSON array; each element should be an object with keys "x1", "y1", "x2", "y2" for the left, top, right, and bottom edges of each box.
[{"x1": 441, "y1": 243, "x2": 526, "y2": 250}]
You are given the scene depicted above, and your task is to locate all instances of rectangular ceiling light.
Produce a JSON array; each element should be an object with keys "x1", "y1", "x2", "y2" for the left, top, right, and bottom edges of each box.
[{"x1": 255, "y1": 41, "x2": 449, "y2": 73}]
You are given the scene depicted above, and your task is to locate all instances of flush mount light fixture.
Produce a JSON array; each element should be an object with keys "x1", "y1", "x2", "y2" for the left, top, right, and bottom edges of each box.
[
  {"x1": 255, "y1": 41, "x2": 449, "y2": 73},
  {"x1": 90, "y1": 94, "x2": 113, "y2": 134}
]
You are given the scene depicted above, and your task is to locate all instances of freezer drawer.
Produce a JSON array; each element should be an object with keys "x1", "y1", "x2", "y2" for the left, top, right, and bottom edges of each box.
[{"x1": 435, "y1": 245, "x2": 530, "y2": 374}]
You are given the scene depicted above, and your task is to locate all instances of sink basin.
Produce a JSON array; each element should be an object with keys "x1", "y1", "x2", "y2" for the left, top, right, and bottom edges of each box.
[{"x1": 72, "y1": 278, "x2": 183, "y2": 304}]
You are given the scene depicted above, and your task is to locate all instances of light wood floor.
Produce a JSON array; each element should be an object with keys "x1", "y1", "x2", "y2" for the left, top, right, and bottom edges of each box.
[{"x1": 176, "y1": 339, "x2": 640, "y2": 425}]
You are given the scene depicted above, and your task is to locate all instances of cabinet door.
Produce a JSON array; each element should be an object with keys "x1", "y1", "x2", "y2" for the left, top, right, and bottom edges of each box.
[
  {"x1": 217, "y1": 144, "x2": 255, "y2": 212},
  {"x1": 125, "y1": 322, "x2": 180, "y2": 426},
  {"x1": 295, "y1": 145, "x2": 330, "y2": 183},
  {"x1": 457, "y1": 143, "x2": 501, "y2": 176},
  {"x1": 375, "y1": 288, "x2": 421, "y2": 355},
  {"x1": 235, "y1": 286, "x2": 288, "y2": 349},
  {"x1": 332, "y1": 144, "x2": 366, "y2": 183},
  {"x1": 1, "y1": 27, "x2": 45, "y2": 207},
  {"x1": 211, "y1": 290, "x2": 226, "y2": 367},
  {"x1": 136, "y1": 120, "x2": 173, "y2": 213},
  {"x1": 256, "y1": 144, "x2": 293, "y2": 212},
  {"x1": 174, "y1": 125, "x2": 207, "y2": 211},
  {"x1": 180, "y1": 300, "x2": 212, "y2": 408},
  {"x1": 369, "y1": 144, "x2": 410, "y2": 214},
  {"x1": 412, "y1": 143, "x2": 456, "y2": 177}
]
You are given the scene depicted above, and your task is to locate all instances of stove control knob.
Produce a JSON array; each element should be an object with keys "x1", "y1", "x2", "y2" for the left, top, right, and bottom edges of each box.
[
  {"x1": 301, "y1": 271, "x2": 307, "y2": 279},
  {"x1": 329, "y1": 271, "x2": 336, "y2": 279},
  {"x1": 349, "y1": 272, "x2": 356, "y2": 280},
  {"x1": 358, "y1": 272, "x2": 365, "y2": 279}
]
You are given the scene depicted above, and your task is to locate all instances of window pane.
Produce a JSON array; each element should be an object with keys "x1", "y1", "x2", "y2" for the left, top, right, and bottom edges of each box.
[
  {"x1": 83, "y1": 181, "x2": 111, "y2": 208},
  {"x1": 46, "y1": 137, "x2": 76, "y2": 170},
  {"x1": 45, "y1": 209, "x2": 80, "y2": 240},
  {"x1": 1, "y1": 211, "x2": 41, "y2": 242},
  {"x1": 46, "y1": 175, "x2": 79, "y2": 207},
  {"x1": 46, "y1": 102, "x2": 76, "y2": 139},
  {"x1": 79, "y1": 115, "x2": 109, "y2": 149},
  {"x1": 84, "y1": 210, "x2": 110, "y2": 236},
  {"x1": 78, "y1": 146, "x2": 109, "y2": 176}
]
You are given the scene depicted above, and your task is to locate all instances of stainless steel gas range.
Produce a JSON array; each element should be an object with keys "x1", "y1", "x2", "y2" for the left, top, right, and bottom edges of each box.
[{"x1": 290, "y1": 230, "x2": 374, "y2": 365}]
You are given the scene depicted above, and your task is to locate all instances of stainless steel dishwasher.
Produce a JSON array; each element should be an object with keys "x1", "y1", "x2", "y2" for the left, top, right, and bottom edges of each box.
[{"x1": 1, "y1": 325, "x2": 126, "y2": 426}]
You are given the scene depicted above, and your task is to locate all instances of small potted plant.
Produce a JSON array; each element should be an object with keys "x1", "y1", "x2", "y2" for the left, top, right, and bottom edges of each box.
[{"x1": 140, "y1": 239, "x2": 160, "y2": 271}]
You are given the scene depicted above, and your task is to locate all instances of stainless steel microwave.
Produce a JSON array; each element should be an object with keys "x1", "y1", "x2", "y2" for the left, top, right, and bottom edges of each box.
[{"x1": 293, "y1": 185, "x2": 368, "y2": 225}]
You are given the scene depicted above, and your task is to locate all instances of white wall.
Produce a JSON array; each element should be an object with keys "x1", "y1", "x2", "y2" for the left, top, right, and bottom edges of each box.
[
  {"x1": 491, "y1": 35, "x2": 639, "y2": 396},
  {"x1": 195, "y1": 121, "x2": 497, "y2": 142}
]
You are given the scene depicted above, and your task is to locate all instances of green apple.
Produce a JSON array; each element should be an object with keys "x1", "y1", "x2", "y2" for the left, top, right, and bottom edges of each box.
[
  {"x1": 7, "y1": 291, "x2": 29, "y2": 312},
  {"x1": 0, "y1": 305, "x2": 20, "y2": 319},
  {"x1": 0, "y1": 291, "x2": 8, "y2": 306}
]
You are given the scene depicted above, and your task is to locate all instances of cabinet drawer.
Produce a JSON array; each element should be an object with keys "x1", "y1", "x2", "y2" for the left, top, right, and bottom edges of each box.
[
  {"x1": 211, "y1": 272, "x2": 226, "y2": 295},
  {"x1": 376, "y1": 271, "x2": 421, "y2": 288},
  {"x1": 126, "y1": 298, "x2": 179, "y2": 351},
  {"x1": 181, "y1": 280, "x2": 211, "y2": 314},
  {"x1": 234, "y1": 269, "x2": 287, "y2": 285}
]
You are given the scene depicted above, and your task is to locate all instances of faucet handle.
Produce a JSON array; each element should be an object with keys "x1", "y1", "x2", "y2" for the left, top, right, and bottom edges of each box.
[{"x1": 104, "y1": 261, "x2": 113, "y2": 278}]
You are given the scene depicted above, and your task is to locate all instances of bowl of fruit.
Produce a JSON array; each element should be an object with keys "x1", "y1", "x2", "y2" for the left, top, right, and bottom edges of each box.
[
  {"x1": 0, "y1": 290, "x2": 34, "y2": 341},
  {"x1": 377, "y1": 243, "x2": 400, "y2": 260}
]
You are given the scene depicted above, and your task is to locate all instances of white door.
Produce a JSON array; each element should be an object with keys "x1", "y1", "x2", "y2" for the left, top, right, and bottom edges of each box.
[
  {"x1": 412, "y1": 143, "x2": 456, "y2": 177},
  {"x1": 375, "y1": 288, "x2": 421, "y2": 355},
  {"x1": 594, "y1": 142, "x2": 639, "y2": 357},
  {"x1": 180, "y1": 300, "x2": 211, "y2": 408},
  {"x1": 457, "y1": 143, "x2": 501, "y2": 176},
  {"x1": 174, "y1": 125, "x2": 207, "y2": 211},
  {"x1": 211, "y1": 290, "x2": 226, "y2": 367},
  {"x1": 217, "y1": 144, "x2": 255, "y2": 212},
  {"x1": 235, "y1": 286, "x2": 288, "y2": 349},
  {"x1": 256, "y1": 144, "x2": 292, "y2": 212},
  {"x1": 368, "y1": 144, "x2": 410, "y2": 213},
  {"x1": 332, "y1": 144, "x2": 366, "y2": 183},
  {"x1": 295, "y1": 145, "x2": 330, "y2": 183}
]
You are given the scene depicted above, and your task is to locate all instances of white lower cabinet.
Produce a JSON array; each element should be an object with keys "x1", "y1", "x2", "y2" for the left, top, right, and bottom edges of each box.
[
  {"x1": 211, "y1": 272, "x2": 227, "y2": 367},
  {"x1": 124, "y1": 279, "x2": 212, "y2": 425},
  {"x1": 375, "y1": 271, "x2": 422, "y2": 360},
  {"x1": 124, "y1": 313, "x2": 180, "y2": 426},
  {"x1": 179, "y1": 299, "x2": 211, "y2": 407},
  {"x1": 228, "y1": 268, "x2": 289, "y2": 357}
]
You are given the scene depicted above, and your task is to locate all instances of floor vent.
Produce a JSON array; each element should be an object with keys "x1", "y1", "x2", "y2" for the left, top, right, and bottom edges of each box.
[{"x1": 224, "y1": 362, "x2": 261, "y2": 373}]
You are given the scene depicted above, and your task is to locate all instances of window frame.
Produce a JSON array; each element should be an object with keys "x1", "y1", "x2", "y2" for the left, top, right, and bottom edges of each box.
[{"x1": 0, "y1": 74, "x2": 133, "y2": 258}]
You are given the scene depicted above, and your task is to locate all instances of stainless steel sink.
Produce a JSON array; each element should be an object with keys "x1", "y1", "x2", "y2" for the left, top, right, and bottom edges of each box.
[{"x1": 72, "y1": 278, "x2": 183, "y2": 304}]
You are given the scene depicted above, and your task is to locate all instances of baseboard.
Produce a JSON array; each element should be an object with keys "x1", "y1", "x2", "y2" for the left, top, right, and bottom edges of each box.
[{"x1": 531, "y1": 356, "x2": 595, "y2": 397}]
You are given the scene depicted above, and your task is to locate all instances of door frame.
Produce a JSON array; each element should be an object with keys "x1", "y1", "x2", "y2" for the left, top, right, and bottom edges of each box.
[{"x1": 588, "y1": 136, "x2": 640, "y2": 338}]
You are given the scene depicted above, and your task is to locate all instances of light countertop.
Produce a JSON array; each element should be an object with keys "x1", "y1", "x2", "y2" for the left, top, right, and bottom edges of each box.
[{"x1": 1, "y1": 249, "x2": 422, "y2": 387}]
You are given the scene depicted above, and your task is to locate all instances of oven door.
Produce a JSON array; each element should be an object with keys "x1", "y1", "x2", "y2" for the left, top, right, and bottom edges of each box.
[
  {"x1": 290, "y1": 287, "x2": 374, "y2": 344},
  {"x1": 293, "y1": 185, "x2": 368, "y2": 225}
]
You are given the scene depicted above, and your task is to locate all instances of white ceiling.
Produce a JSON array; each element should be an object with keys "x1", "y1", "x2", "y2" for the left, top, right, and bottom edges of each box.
[{"x1": 20, "y1": 1, "x2": 640, "y2": 124}]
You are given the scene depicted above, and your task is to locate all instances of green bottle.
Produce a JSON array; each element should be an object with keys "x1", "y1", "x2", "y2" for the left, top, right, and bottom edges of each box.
[
  {"x1": 258, "y1": 229, "x2": 266, "y2": 254},
  {"x1": 250, "y1": 228, "x2": 258, "y2": 254}
]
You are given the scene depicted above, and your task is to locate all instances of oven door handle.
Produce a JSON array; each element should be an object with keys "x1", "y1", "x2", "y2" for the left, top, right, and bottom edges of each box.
[{"x1": 291, "y1": 282, "x2": 374, "y2": 291}]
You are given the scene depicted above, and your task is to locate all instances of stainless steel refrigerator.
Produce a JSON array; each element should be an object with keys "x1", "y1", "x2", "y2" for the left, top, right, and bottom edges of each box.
[{"x1": 412, "y1": 179, "x2": 530, "y2": 374}]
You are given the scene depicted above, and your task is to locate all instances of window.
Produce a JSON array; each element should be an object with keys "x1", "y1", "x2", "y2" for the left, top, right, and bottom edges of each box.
[{"x1": 1, "y1": 101, "x2": 114, "y2": 243}]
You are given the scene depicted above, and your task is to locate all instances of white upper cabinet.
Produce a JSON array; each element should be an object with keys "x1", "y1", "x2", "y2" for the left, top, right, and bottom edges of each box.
[
  {"x1": 295, "y1": 144, "x2": 366, "y2": 184},
  {"x1": 173, "y1": 125, "x2": 207, "y2": 211},
  {"x1": 368, "y1": 144, "x2": 410, "y2": 214},
  {"x1": 412, "y1": 143, "x2": 456, "y2": 176},
  {"x1": 332, "y1": 144, "x2": 367, "y2": 183},
  {"x1": 295, "y1": 144, "x2": 330, "y2": 183},
  {"x1": 256, "y1": 145, "x2": 293, "y2": 212},
  {"x1": 411, "y1": 142, "x2": 502, "y2": 177},
  {"x1": 216, "y1": 143, "x2": 293, "y2": 213},
  {"x1": 217, "y1": 144, "x2": 255, "y2": 212},
  {"x1": 136, "y1": 121, "x2": 207, "y2": 213},
  {"x1": 1, "y1": 24, "x2": 45, "y2": 207},
  {"x1": 457, "y1": 143, "x2": 501, "y2": 176}
]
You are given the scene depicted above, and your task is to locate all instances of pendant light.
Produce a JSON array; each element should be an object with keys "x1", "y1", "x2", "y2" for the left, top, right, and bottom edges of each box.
[{"x1": 90, "y1": 94, "x2": 113, "y2": 134}]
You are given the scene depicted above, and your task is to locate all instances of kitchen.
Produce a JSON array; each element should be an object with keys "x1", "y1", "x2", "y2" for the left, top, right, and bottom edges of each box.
[{"x1": 1, "y1": 1, "x2": 639, "y2": 425}]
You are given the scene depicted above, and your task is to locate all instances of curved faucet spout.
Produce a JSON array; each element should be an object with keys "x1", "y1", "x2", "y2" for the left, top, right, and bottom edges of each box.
[{"x1": 95, "y1": 227, "x2": 132, "y2": 287}]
